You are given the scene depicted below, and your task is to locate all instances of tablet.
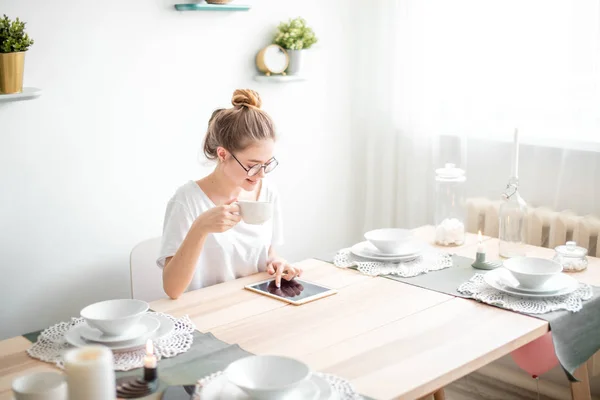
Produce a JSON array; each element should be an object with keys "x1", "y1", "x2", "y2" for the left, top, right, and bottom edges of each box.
[{"x1": 244, "y1": 278, "x2": 337, "y2": 305}]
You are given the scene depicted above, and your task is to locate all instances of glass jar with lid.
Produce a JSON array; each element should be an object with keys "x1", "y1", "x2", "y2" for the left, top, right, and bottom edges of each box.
[
  {"x1": 552, "y1": 241, "x2": 588, "y2": 272},
  {"x1": 434, "y1": 163, "x2": 466, "y2": 246}
]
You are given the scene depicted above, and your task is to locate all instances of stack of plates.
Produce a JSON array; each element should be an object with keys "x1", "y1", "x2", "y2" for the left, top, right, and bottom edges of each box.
[
  {"x1": 484, "y1": 268, "x2": 579, "y2": 298},
  {"x1": 350, "y1": 240, "x2": 424, "y2": 262},
  {"x1": 65, "y1": 314, "x2": 174, "y2": 352}
]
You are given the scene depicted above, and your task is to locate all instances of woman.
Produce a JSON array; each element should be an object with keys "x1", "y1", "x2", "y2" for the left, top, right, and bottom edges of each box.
[{"x1": 157, "y1": 89, "x2": 301, "y2": 299}]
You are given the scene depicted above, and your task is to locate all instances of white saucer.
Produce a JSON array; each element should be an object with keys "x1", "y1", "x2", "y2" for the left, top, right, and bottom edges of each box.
[
  {"x1": 80, "y1": 315, "x2": 159, "y2": 343},
  {"x1": 65, "y1": 314, "x2": 174, "y2": 352},
  {"x1": 351, "y1": 241, "x2": 422, "y2": 261},
  {"x1": 484, "y1": 268, "x2": 579, "y2": 298},
  {"x1": 200, "y1": 374, "x2": 336, "y2": 400}
]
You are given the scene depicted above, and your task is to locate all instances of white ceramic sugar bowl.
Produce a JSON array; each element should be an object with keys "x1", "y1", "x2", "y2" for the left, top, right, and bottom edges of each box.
[{"x1": 552, "y1": 241, "x2": 588, "y2": 272}]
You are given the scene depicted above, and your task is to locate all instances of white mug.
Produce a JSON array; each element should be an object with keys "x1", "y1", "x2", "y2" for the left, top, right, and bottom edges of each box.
[
  {"x1": 12, "y1": 372, "x2": 67, "y2": 400},
  {"x1": 237, "y1": 200, "x2": 273, "y2": 225}
]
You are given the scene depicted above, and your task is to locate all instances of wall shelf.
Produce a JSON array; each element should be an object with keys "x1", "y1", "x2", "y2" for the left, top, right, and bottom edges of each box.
[
  {"x1": 0, "y1": 87, "x2": 42, "y2": 103},
  {"x1": 174, "y1": 3, "x2": 251, "y2": 11},
  {"x1": 253, "y1": 75, "x2": 306, "y2": 83}
]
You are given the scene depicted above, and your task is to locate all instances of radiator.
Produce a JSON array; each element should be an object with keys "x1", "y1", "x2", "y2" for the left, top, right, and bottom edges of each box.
[{"x1": 466, "y1": 197, "x2": 600, "y2": 257}]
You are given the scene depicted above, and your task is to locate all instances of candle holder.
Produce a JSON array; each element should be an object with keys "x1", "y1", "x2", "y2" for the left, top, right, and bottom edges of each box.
[
  {"x1": 115, "y1": 376, "x2": 158, "y2": 399},
  {"x1": 472, "y1": 252, "x2": 502, "y2": 270},
  {"x1": 116, "y1": 339, "x2": 159, "y2": 399},
  {"x1": 144, "y1": 366, "x2": 158, "y2": 382}
]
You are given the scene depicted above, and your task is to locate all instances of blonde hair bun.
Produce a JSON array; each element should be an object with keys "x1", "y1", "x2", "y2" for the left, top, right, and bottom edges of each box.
[
  {"x1": 232, "y1": 89, "x2": 262, "y2": 109},
  {"x1": 203, "y1": 88, "x2": 275, "y2": 161}
]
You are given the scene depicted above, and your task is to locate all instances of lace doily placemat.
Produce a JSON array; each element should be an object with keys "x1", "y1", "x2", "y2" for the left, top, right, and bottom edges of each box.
[
  {"x1": 457, "y1": 274, "x2": 594, "y2": 313},
  {"x1": 27, "y1": 312, "x2": 195, "y2": 371},
  {"x1": 333, "y1": 247, "x2": 452, "y2": 277},
  {"x1": 194, "y1": 370, "x2": 363, "y2": 400}
]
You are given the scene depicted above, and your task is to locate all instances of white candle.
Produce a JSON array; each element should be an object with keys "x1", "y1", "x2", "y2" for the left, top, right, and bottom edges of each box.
[
  {"x1": 512, "y1": 128, "x2": 520, "y2": 179},
  {"x1": 64, "y1": 346, "x2": 115, "y2": 400},
  {"x1": 477, "y1": 230, "x2": 485, "y2": 254},
  {"x1": 144, "y1": 339, "x2": 157, "y2": 369}
]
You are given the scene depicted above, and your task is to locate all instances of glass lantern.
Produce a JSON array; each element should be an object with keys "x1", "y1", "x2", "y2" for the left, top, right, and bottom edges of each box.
[
  {"x1": 498, "y1": 177, "x2": 527, "y2": 258},
  {"x1": 434, "y1": 163, "x2": 466, "y2": 246}
]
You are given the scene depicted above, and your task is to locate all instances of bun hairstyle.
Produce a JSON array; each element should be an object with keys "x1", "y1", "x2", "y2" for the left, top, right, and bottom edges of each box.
[{"x1": 203, "y1": 89, "x2": 276, "y2": 161}]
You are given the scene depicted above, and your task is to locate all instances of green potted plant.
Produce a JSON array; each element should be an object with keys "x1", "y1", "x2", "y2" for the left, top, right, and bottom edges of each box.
[
  {"x1": 0, "y1": 15, "x2": 34, "y2": 94},
  {"x1": 273, "y1": 17, "x2": 317, "y2": 75}
]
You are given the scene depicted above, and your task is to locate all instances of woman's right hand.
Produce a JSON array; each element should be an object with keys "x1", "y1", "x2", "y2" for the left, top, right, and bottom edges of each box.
[{"x1": 193, "y1": 198, "x2": 241, "y2": 234}]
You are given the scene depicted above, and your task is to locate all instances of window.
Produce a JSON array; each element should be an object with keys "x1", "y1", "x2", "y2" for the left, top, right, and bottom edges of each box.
[{"x1": 393, "y1": 0, "x2": 600, "y2": 150}]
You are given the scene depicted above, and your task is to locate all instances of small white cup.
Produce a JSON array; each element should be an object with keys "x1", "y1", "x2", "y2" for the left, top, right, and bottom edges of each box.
[
  {"x1": 237, "y1": 201, "x2": 273, "y2": 225},
  {"x1": 12, "y1": 372, "x2": 67, "y2": 400}
]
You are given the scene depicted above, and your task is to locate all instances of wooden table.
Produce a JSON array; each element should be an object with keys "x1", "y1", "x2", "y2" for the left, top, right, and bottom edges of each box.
[{"x1": 0, "y1": 226, "x2": 597, "y2": 400}]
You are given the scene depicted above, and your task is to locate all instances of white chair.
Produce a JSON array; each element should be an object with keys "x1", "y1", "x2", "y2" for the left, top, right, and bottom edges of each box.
[{"x1": 130, "y1": 237, "x2": 168, "y2": 302}]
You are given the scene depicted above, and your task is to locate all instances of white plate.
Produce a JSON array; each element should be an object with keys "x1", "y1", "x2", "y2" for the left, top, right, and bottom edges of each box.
[
  {"x1": 488, "y1": 268, "x2": 579, "y2": 294},
  {"x1": 351, "y1": 241, "x2": 422, "y2": 261},
  {"x1": 200, "y1": 374, "x2": 337, "y2": 400},
  {"x1": 80, "y1": 315, "x2": 160, "y2": 343},
  {"x1": 65, "y1": 314, "x2": 174, "y2": 352},
  {"x1": 484, "y1": 268, "x2": 579, "y2": 298}
]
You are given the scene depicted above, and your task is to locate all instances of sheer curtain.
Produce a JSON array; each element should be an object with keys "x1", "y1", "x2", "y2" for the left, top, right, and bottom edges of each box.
[
  {"x1": 354, "y1": 0, "x2": 600, "y2": 233},
  {"x1": 351, "y1": 0, "x2": 442, "y2": 231}
]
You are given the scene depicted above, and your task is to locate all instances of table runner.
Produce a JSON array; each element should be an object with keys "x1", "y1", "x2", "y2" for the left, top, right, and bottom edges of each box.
[{"x1": 23, "y1": 329, "x2": 371, "y2": 399}]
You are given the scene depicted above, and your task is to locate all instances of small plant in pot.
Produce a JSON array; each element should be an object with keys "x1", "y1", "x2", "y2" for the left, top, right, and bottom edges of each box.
[
  {"x1": 0, "y1": 14, "x2": 34, "y2": 94},
  {"x1": 273, "y1": 17, "x2": 317, "y2": 76}
]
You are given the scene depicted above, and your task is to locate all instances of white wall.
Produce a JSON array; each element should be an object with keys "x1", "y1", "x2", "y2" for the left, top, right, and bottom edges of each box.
[{"x1": 0, "y1": 0, "x2": 361, "y2": 339}]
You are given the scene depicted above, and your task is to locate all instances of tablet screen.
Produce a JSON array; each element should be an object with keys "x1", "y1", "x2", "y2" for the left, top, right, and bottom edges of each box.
[{"x1": 247, "y1": 278, "x2": 332, "y2": 302}]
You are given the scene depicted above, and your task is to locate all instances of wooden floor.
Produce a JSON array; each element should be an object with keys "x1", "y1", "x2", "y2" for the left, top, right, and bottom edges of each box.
[{"x1": 445, "y1": 373, "x2": 555, "y2": 400}]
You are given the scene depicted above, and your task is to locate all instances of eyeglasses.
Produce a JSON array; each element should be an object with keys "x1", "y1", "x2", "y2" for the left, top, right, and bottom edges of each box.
[{"x1": 230, "y1": 153, "x2": 279, "y2": 177}]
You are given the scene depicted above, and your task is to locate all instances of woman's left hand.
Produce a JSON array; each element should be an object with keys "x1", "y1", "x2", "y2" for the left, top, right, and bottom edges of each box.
[{"x1": 267, "y1": 258, "x2": 302, "y2": 288}]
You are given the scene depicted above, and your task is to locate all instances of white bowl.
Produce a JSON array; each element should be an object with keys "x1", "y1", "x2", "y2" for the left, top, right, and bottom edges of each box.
[
  {"x1": 503, "y1": 257, "x2": 563, "y2": 289},
  {"x1": 224, "y1": 355, "x2": 310, "y2": 400},
  {"x1": 364, "y1": 228, "x2": 413, "y2": 254},
  {"x1": 12, "y1": 371, "x2": 67, "y2": 400},
  {"x1": 80, "y1": 299, "x2": 149, "y2": 337}
]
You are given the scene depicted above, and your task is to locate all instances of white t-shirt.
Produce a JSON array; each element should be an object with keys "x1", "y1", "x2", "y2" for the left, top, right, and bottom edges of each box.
[{"x1": 156, "y1": 180, "x2": 284, "y2": 292}]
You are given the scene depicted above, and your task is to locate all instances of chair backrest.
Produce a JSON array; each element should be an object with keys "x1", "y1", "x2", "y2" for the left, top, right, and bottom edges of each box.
[{"x1": 130, "y1": 237, "x2": 167, "y2": 302}]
